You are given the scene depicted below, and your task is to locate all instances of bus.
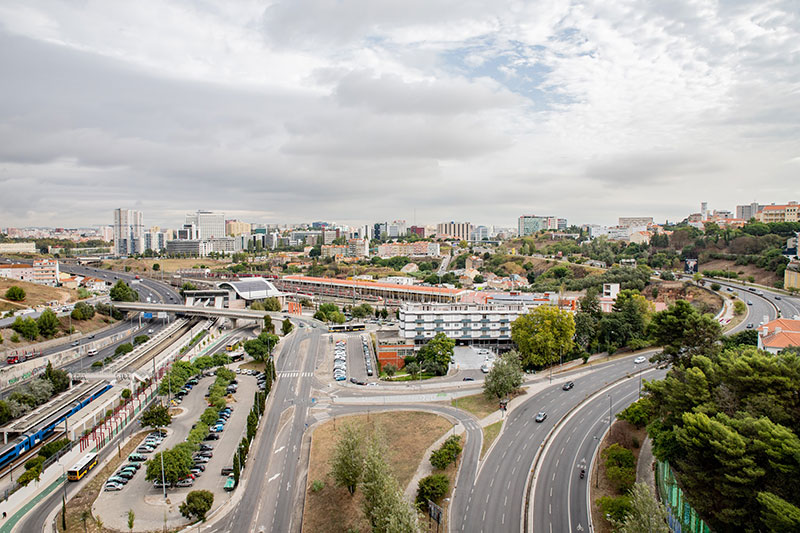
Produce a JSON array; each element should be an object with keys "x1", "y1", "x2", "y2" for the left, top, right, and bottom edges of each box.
[
  {"x1": 230, "y1": 353, "x2": 244, "y2": 362},
  {"x1": 67, "y1": 453, "x2": 98, "y2": 481},
  {"x1": 226, "y1": 342, "x2": 237, "y2": 352},
  {"x1": 327, "y1": 324, "x2": 366, "y2": 333}
]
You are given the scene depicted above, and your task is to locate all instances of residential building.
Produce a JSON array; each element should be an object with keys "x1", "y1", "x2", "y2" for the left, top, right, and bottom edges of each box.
[
  {"x1": 0, "y1": 242, "x2": 36, "y2": 254},
  {"x1": 557, "y1": 218, "x2": 568, "y2": 231},
  {"x1": 757, "y1": 318, "x2": 800, "y2": 354},
  {"x1": 408, "y1": 226, "x2": 426, "y2": 237},
  {"x1": 386, "y1": 221, "x2": 407, "y2": 238},
  {"x1": 598, "y1": 283, "x2": 620, "y2": 313},
  {"x1": 437, "y1": 221, "x2": 472, "y2": 241},
  {"x1": 226, "y1": 220, "x2": 251, "y2": 237},
  {"x1": 756, "y1": 202, "x2": 799, "y2": 223},
  {"x1": 208, "y1": 237, "x2": 239, "y2": 254},
  {"x1": 143, "y1": 231, "x2": 165, "y2": 252},
  {"x1": 518, "y1": 215, "x2": 556, "y2": 236},
  {"x1": 376, "y1": 242, "x2": 440, "y2": 258},
  {"x1": 33, "y1": 259, "x2": 59, "y2": 286},
  {"x1": 291, "y1": 230, "x2": 322, "y2": 245},
  {"x1": 347, "y1": 238, "x2": 369, "y2": 257},
  {"x1": 465, "y1": 256, "x2": 484, "y2": 270},
  {"x1": 618, "y1": 217, "x2": 653, "y2": 228},
  {"x1": 185, "y1": 211, "x2": 225, "y2": 240},
  {"x1": 100, "y1": 225, "x2": 114, "y2": 242},
  {"x1": 166, "y1": 239, "x2": 213, "y2": 257},
  {"x1": 736, "y1": 202, "x2": 764, "y2": 221},
  {"x1": 323, "y1": 229, "x2": 340, "y2": 244},
  {"x1": 113, "y1": 208, "x2": 144, "y2": 256},
  {"x1": 0, "y1": 264, "x2": 34, "y2": 282},
  {"x1": 321, "y1": 245, "x2": 347, "y2": 258},
  {"x1": 177, "y1": 224, "x2": 198, "y2": 240}
]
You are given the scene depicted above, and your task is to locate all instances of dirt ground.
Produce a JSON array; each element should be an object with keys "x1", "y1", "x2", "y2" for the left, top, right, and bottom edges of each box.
[
  {"x1": 647, "y1": 281, "x2": 723, "y2": 315},
  {"x1": 698, "y1": 259, "x2": 779, "y2": 286},
  {"x1": 302, "y1": 411, "x2": 452, "y2": 533},
  {"x1": 589, "y1": 420, "x2": 648, "y2": 533},
  {"x1": 101, "y1": 258, "x2": 232, "y2": 273},
  {"x1": 0, "y1": 278, "x2": 78, "y2": 310}
]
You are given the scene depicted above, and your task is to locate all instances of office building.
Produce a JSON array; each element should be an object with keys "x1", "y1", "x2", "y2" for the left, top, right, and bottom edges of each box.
[
  {"x1": 387, "y1": 221, "x2": 407, "y2": 238},
  {"x1": 471, "y1": 226, "x2": 490, "y2": 241},
  {"x1": 518, "y1": 215, "x2": 556, "y2": 236},
  {"x1": 398, "y1": 302, "x2": 528, "y2": 347},
  {"x1": 736, "y1": 203, "x2": 765, "y2": 221},
  {"x1": 557, "y1": 218, "x2": 568, "y2": 231},
  {"x1": 347, "y1": 238, "x2": 369, "y2": 257},
  {"x1": 185, "y1": 211, "x2": 225, "y2": 240},
  {"x1": 113, "y1": 208, "x2": 144, "y2": 256},
  {"x1": 166, "y1": 239, "x2": 213, "y2": 257},
  {"x1": 437, "y1": 222, "x2": 472, "y2": 241}
]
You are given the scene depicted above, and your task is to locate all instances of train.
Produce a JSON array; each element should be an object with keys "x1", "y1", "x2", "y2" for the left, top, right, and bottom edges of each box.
[{"x1": 0, "y1": 382, "x2": 112, "y2": 470}]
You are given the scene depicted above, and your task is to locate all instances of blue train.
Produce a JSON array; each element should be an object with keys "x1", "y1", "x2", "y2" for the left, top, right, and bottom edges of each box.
[{"x1": 0, "y1": 382, "x2": 112, "y2": 470}]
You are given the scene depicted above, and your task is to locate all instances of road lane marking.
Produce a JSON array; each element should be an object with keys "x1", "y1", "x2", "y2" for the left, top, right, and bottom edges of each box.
[
  {"x1": 268, "y1": 473, "x2": 280, "y2": 482},
  {"x1": 274, "y1": 446, "x2": 285, "y2": 454}
]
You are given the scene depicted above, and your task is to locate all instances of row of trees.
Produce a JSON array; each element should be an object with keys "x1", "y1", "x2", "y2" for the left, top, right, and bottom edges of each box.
[
  {"x1": 330, "y1": 424, "x2": 419, "y2": 532},
  {"x1": 0, "y1": 362, "x2": 70, "y2": 425}
]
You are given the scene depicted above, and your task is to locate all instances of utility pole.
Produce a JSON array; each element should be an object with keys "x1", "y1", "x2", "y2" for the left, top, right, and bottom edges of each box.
[{"x1": 608, "y1": 394, "x2": 612, "y2": 428}]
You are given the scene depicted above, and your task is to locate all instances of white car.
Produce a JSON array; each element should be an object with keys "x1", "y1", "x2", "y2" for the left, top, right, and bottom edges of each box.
[{"x1": 633, "y1": 356, "x2": 647, "y2": 364}]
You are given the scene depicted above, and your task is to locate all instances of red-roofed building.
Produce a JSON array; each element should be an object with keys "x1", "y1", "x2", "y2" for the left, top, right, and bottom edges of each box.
[
  {"x1": 758, "y1": 318, "x2": 800, "y2": 354},
  {"x1": 275, "y1": 275, "x2": 466, "y2": 304},
  {"x1": 756, "y1": 202, "x2": 799, "y2": 223}
]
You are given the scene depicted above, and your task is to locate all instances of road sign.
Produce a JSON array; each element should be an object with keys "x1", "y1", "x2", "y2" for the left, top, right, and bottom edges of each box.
[
  {"x1": 142, "y1": 312, "x2": 153, "y2": 319},
  {"x1": 428, "y1": 500, "x2": 443, "y2": 523},
  {"x1": 157, "y1": 312, "x2": 167, "y2": 319}
]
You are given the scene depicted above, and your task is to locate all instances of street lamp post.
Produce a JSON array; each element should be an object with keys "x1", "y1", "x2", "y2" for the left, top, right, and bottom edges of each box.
[{"x1": 608, "y1": 394, "x2": 612, "y2": 428}]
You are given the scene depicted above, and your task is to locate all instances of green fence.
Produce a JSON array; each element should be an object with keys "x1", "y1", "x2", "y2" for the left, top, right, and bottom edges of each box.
[{"x1": 656, "y1": 460, "x2": 712, "y2": 533}]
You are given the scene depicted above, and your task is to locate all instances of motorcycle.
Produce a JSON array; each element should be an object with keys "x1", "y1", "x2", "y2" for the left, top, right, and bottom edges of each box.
[{"x1": 580, "y1": 469, "x2": 585, "y2": 479}]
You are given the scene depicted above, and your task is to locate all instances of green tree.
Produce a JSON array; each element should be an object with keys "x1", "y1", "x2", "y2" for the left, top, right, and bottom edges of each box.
[
  {"x1": 141, "y1": 404, "x2": 172, "y2": 429},
  {"x1": 733, "y1": 300, "x2": 746, "y2": 315},
  {"x1": 11, "y1": 316, "x2": 39, "y2": 340},
  {"x1": 115, "y1": 342, "x2": 134, "y2": 356},
  {"x1": 330, "y1": 423, "x2": 366, "y2": 495},
  {"x1": 243, "y1": 332, "x2": 279, "y2": 363},
  {"x1": 597, "y1": 495, "x2": 632, "y2": 523},
  {"x1": 133, "y1": 334, "x2": 149, "y2": 345},
  {"x1": 616, "y1": 483, "x2": 670, "y2": 533},
  {"x1": 71, "y1": 301, "x2": 95, "y2": 320},
  {"x1": 416, "y1": 333, "x2": 455, "y2": 376},
  {"x1": 263, "y1": 297, "x2": 281, "y2": 312},
  {"x1": 416, "y1": 473, "x2": 449, "y2": 506},
  {"x1": 648, "y1": 300, "x2": 721, "y2": 366},
  {"x1": 429, "y1": 435, "x2": 462, "y2": 470},
  {"x1": 36, "y1": 308, "x2": 60, "y2": 338},
  {"x1": 146, "y1": 447, "x2": 192, "y2": 486},
  {"x1": 263, "y1": 313, "x2": 275, "y2": 334},
  {"x1": 43, "y1": 361, "x2": 70, "y2": 393},
  {"x1": 127, "y1": 509, "x2": 135, "y2": 532},
  {"x1": 282, "y1": 318, "x2": 293, "y2": 336},
  {"x1": 511, "y1": 306, "x2": 575, "y2": 369},
  {"x1": 483, "y1": 350, "x2": 524, "y2": 400},
  {"x1": 405, "y1": 362, "x2": 421, "y2": 379},
  {"x1": 152, "y1": 263, "x2": 160, "y2": 271},
  {"x1": 179, "y1": 490, "x2": 214, "y2": 522},
  {"x1": 757, "y1": 491, "x2": 800, "y2": 532},
  {"x1": 328, "y1": 311, "x2": 346, "y2": 324},
  {"x1": 361, "y1": 434, "x2": 419, "y2": 532},
  {"x1": 616, "y1": 398, "x2": 653, "y2": 428},
  {"x1": 110, "y1": 280, "x2": 139, "y2": 302},
  {"x1": 4, "y1": 285, "x2": 25, "y2": 301},
  {"x1": 383, "y1": 364, "x2": 397, "y2": 377},
  {"x1": 597, "y1": 290, "x2": 652, "y2": 350},
  {"x1": 179, "y1": 281, "x2": 197, "y2": 296}
]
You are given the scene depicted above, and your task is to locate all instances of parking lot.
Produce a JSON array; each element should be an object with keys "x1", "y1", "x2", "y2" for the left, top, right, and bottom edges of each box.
[
  {"x1": 346, "y1": 334, "x2": 375, "y2": 384},
  {"x1": 94, "y1": 369, "x2": 258, "y2": 531}
]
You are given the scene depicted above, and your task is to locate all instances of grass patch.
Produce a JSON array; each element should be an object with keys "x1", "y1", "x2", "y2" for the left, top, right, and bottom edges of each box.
[
  {"x1": 383, "y1": 372, "x2": 436, "y2": 382},
  {"x1": 451, "y1": 393, "x2": 498, "y2": 420},
  {"x1": 481, "y1": 421, "x2": 503, "y2": 459},
  {"x1": 238, "y1": 360, "x2": 266, "y2": 372},
  {"x1": 58, "y1": 431, "x2": 150, "y2": 533},
  {"x1": 302, "y1": 411, "x2": 452, "y2": 533}
]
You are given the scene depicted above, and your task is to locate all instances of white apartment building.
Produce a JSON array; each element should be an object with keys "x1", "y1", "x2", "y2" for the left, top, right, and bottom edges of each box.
[
  {"x1": 518, "y1": 215, "x2": 557, "y2": 236},
  {"x1": 113, "y1": 208, "x2": 144, "y2": 256},
  {"x1": 376, "y1": 241, "x2": 440, "y2": 258},
  {"x1": 143, "y1": 231, "x2": 165, "y2": 252},
  {"x1": 347, "y1": 238, "x2": 369, "y2": 257},
  {"x1": 399, "y1": 302, "x2": 528, "y2": 347},
  {"x1": 185, "y1": 211, "x2": 226, "y2": 240},
  {"x1": 437, "y1": 222, "x2": 472, "y2": 241},
  {"x1": 618, "y1": 217, "x2": 653, "y2": 228},
  {"x1": 0, "y1": 242, "x2": 36, "y2": 254}
]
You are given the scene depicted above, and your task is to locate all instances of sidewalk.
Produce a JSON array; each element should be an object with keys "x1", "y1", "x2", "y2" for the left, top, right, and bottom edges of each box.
[{"x1": 636, "y1": 436, "x2": 656, "y2": 492}]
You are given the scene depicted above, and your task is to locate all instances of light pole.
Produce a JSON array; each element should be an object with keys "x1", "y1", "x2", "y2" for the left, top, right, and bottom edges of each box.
[{"x1": 608, "y1": 394, "x2": 612, "y2": 428}]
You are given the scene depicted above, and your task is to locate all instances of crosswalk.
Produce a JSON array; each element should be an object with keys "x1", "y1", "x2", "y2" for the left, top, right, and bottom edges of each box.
[{"x1": 278, "y1": 371, "x2": 314, "y2": 377}]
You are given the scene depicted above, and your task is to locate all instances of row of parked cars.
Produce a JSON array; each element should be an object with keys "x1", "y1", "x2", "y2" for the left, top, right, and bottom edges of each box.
[
  {"x1": 172, "y1": 376, "x2": 200, "y2": 405},
  {"x1": 361, "y1": 336, "x2": 373, "y2": 377},
  {"x1": 333, "y1": 340, "x2": 347, "y2": 381},
  {"x1": 105, "y1": 430, "x2": 167, "y2": 491}
]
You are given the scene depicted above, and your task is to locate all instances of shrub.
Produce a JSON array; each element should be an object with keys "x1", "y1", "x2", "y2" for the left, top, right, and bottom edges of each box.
[
  {"x1": 25, "y1": 456, "x2": 46, "y2": 471},
  {"x1": 430, "y1": 435, "x2": 462, "y2": 470},
  {"x1": 416, "y1": 473, "x2": 450, "y2": 506},
  {"x1": 710, "y1": 283, "x2": 721, "y2": 291},
  {"x1": 39, "y1": 438, "x2": 70, "y2": 460},
  {"x1": 4, "y1": 286, "x2": 26, "y2": 301},
  {"x1": 115, "y1": 343, "x2": 134, "y2": 356},
  {"x1": 310, "y1": 480, "x2": 324, "y2": 493},
  {"x1": 597, "y1": 495, "x2": 632, "y2": 523}
]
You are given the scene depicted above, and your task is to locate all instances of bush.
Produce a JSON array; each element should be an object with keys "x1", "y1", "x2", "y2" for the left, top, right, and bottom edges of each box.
[
  {"x1": 430, "y1": 435, "x2": 462, "y2": 470},
  {"x1": 10, "y1": 333, "x2": 20, "y2": 343},
  {"x1": 310, "y1": 480, "x2": 324, "y2": 493},
  {"x1": 383, "y1": 364, "x2": 397, "y2": 377},
  {"x1": 4, "y1": 286, "x2": 26, "y2": 301},
  {"x1": 71, "y1": 302, "x2": 95, "y2": 320},
  {"x1": 121, "y1": 388, "x2": 132, "y2": 400},
  {"x1": 616, "y1": 399, "x2": 652, "y2": 428},
  {"x1": 39, "y1": 438, "x2": 70, "y2": 460},
  {"x1": 17, "y1": 467, "x2": 41, "y2": 486},
  {"x1": 11, "y1": 317, "x2": 39, "y2": 340},
  {"x1": 710, "y1": 283, "x2": 721, "y2": 291},
  {"x1": 416, "y1": 473, "x2": 450, "y2": 506},
  {"x1": 603, "y1": 443, "x2": 636, "y2": 492},
  {"x1": 115, "y1": 343, "x2": 134, "y2": 356},
  {"x1": 134, "y1": 335, "x2": 149, "y2": 345},
  {"x1": 25, "y1": 456, "x2": 46, "y2": 471},
  {"x1": 597, "y1": 495, "x2": 632, "y2": 523}
]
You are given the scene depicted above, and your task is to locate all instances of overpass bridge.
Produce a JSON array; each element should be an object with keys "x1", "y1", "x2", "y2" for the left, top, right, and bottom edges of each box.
[{"x1": 112, "y1": 302, "x2": 315, "y2": 327}]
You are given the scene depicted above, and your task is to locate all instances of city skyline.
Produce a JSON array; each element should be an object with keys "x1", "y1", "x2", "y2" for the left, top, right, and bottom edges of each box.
[{"x1": 0, "y1": 1, "x2": 797, "y2": 228}]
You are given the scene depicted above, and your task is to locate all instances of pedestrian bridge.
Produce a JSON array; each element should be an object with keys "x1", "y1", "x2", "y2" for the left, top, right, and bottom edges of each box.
[{"x1": 113, "y1": 302, "x2": 270, "y2": 320}]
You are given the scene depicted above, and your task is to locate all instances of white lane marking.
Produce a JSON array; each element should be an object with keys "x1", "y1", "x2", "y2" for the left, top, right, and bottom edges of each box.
[
  {"x1": 274, "y1": 446, "x2": 285, "y2": 454},
  {"x1": 268, "y1": 473, "x2": 280, "y2": 482}
]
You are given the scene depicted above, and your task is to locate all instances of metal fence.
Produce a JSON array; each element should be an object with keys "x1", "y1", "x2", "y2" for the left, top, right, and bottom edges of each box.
[{"x1": 656, "y1": 460, "x2": 712, "y2": 533}]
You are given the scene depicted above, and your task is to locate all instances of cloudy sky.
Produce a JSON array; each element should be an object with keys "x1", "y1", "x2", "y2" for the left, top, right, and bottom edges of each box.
[{"x1": 1, "y1": 1, "x2": 798, "y2": 230}]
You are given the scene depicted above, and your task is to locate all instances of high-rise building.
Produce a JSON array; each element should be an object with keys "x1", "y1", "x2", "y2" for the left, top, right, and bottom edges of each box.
[
  {"x1": 225, "y1": 220, "x2": 251, "y2": 237},
  {"x1": 387, "y1": 220, "x2": 407, "y2": 238},
  {"x1": 471, "y1": 225, "x2": 490, "y2": 241},
  {"x1": 113, "y1": 208, "x2": 144, "y2": 256},
  {"x1": 437, "y1": 221, "x2": 472, "y2": 241},
  {"x1": 185, "y1": 211, "x2": 225, "y2": 240},
  {"x1": 557, "y1": 218, "x2": 568, "y2": 231},
  {"x1": 736, "y1": 202, "x2": 764, "y2": 221},
  {"x1": 144, "y1": 231, "x2": 165, "y2": 252},
  {"x1": 618, "y1": 217, "x2": 653, "y2": 228}
]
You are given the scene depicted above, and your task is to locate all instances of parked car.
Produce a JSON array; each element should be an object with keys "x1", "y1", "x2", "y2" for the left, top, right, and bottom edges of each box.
[
  {"x1": 108, "y1": 476, "x2": 128, "y2": 485},
  {"x1": 128, "y1": 453, "x2": 147, "y2": 462},
  {"x1": 199, "y1": 444, "x2": 214, "y2": 451},
  {"x1": 221, "y1": 467, "x2": 234, "y2": 476},
  {"x1": 176, "y1": 478, "x2": 194, "y2": 487},
  {"x1": 746, "y1": 323, "x2": 754, "y2": 329},
  {"x1": 462, "y1": 377, "x2": 475, "y2": 381},
  {"x1": 204, "y1": 433, "x2": 220, "y2": 441},
  {"x1": 535, "y1": 412, "x2": 547, "y2": 423},
  {"x1": 123, "y1": 462, "x2": 141, "y2": 471},
  {"x1": 193, "y1": 456, "x2": 210, "y2": 464},
  {"x1": 153, "y1": 480, "x2": 172, "y2": 489},
  {"x1": 104, "y1": 482, "x2": 123, "y2": 492}
]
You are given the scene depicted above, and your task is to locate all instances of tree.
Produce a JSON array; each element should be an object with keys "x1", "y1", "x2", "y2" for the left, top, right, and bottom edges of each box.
[
  {"x1": 127, "y1": 509, "x2": 135, "y2": 532},
  {"x1": 429, "y1": 435, "x2": 462, "y2": 470},
  {"x1": 141, "y1": 404, "x2": 172, "y2": 429},
  {"x1": 330, "y1": 423, "x2": 366, "y2": 495},
  {"x1": 598, "y1": 290, "x2": 652, "y2": 350},
  {"x1": 36, "y1": 308, "x2": 60, "y2": 338},
  {"x1": 71, "y1": 301, "x2": 95, "y2": 320},
  {"x1": 4, "y1": 285, "x2": 25, "y2": 301},
  {"x1": 121, "y1": 388, "x2": 132, "y2": 400},
  {"x1": 61, "y1": 495, "x2": 67, "y2": 531},
  {"x1": 648, "y1": 300, "x2": 721, "y2": 366},
  {"x1": 416, "y1": 473, "x2": 449, "y2": 506},
  {"x1": 152, "y1": 263, "x2": 160, "y2": 271},
  {"x1": 405, "y1": 362, "x2": 421, "y2": 379},
  {"x1": 134, "y1": 334, "x2": 149, "y2": 345},
  {"x1": 361, "y1": 434, "x2": 419, "y2": 532},
  {"x1": 110, "y1": 280, "x2": 139, "y2": 302},
  {"x1": 43, "y1": 361, "x2": 70, "y2": 393},
  {"x1": 263, "y1": 314, "x2": 274, "y2": 334},
  {"x1": 328, "y1": 311, "x2": 346, "y2": 324},
  {"x1": 179, "y1": 490, "x2": 214, "y2": 522},
  {"x1": 263, "y1": 297, "x2": 281, "y2": 312},
  {"x1": 383, "y1": 364, "x2": 397, "y2": 377},
  {"x1": 244, "y1": 331, "x2": 279, "y2": 363},
  {"x1": 483, "y1": 350, "x2": 524, "y2": 400},
  {"x1": 11, "y1": 316, "x2": 39, "y2": 340},
  {"x1": 115, "y1": 342, "x2": 134, "y2": 356},
  {"x1": 733, "y1": 300, "x2": 746, "y2": 315},
  {"x1": 179, "y1": 281, "x2": 197, "y2": 296},
  {"x1": 616, "y1": 483, "x2": 669, "y2": 533},
  {"x1": 146, "y1": 448, "x2": 192, "y2": 486},
  {"x1": 511, "y1": 306, "x2": 575, "y2": 369},
  {"x1": 282, "y1": 318, "x2": 293, "y2": 336},
  {"x1": 416, "y1": 333, "x2": 455, "y2": 376},
  {"x1": 616, "y1": 398, "x2": 653, "y2": 428}
]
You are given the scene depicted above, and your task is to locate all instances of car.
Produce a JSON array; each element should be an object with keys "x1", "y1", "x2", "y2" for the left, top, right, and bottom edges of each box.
[
  {"x1": 633, "y1": 356, "x2": 647, "y2": 364},
  {"x1": 775, "y1": 296, "x2": 782, "y2": 300},
  {"x1": 535, "y1": 412, "x2": 547, "y2": 423},
  {"x1": 210, "y1": 424, "x2": 224, "y2": 433},
  {"x1": 204, "y1": 433, "x2": 220, "y2": 441},
  {"x1": 153, "y1": 480, "x2": 172, "y2": 489},
  {"x1": 350, "y1": 377, "x2": 358, "y2": 384},
  {"x1": 194, "y1": 456, "x2": 210, "y2": 464},
  {"x1": 462, "y1": 377, "x2": 475, "y2": 381},
  {"x1": 88, "y1": 334, "x2": 95, "y2": 339},
  {"x1": 123, "y1": 462, "x2": 141, "y2": 471},
  {"x1": 137, "y1": 446, "x2": 155, "y2": 454},
  {"x1": 199, "y1": 444, "x2": 214, "y2": 451},
  {"x1": 115, "y1": 470, "x2": 135, "y2": 480},
  {"x1": 71, "y1": 340, "x2": 80, "y2": 346},
  {"x1": 221, "y1": 467, "x2": 234, "y2": 476},
  {"x1": 746, "y1": 323, "x2": 754, "y2": 329},
  {"x1": 128, "y1": 453, "x2": 147, "y2": 462},
  {"x1": 726, "y1": 287, "x2": 733, "y2": 292},
  {"x1": 176, "y1": 478, "x2": 194, "y2": 487},
  {"x1": 150, "y1": 430, "x2": 167, "y2": 437},
  {"x1": 192, "y1": 463, "x2": 206, "y2": 472},
  {"x1": 562, "y1": 381, "x2": 574, "y2": 390},
  {"x1": 197, "y1": 451, "x2": 213, "y2": 458},
  {"x1": 190, "y1": 467, "x2": 203, "y2": 476},
  {"x1": 119, "y1": 466, "x2": 138, "y2": 475},
  {"x1": 108, "y1": 476, "x2": 128, "y2": 485},
  {"x1": 747, "y1": 300, "x2": 753, "y2": 306},
  {"x1": 334, "y1": 374, "x2": 346, "y2": 381},
  {"x1": 104, "y1": 483, "x2": 123, "y2": 492},
  {"x1": 148, "y1": 328, "x2": 154, "y2": 334}
]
